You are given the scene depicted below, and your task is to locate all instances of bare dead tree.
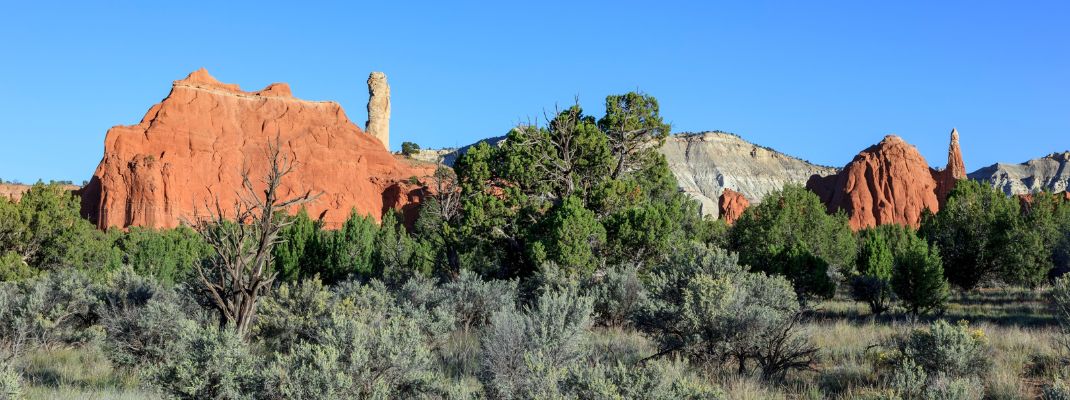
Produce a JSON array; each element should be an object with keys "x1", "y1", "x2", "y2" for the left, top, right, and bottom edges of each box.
[{"x1": 184, "y1": 137, "x2": 318, "y2": 337}]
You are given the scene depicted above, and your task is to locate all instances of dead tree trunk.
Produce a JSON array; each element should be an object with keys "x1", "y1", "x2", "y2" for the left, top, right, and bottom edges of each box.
[{"x1": 185, "y1": 137, "x2": 317, "y2": 338}]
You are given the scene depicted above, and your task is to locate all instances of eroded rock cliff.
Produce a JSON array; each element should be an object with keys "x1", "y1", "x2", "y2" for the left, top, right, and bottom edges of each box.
[
  {"x1": 82, "y1": 69, "x2": 435, "y2": 230},
  {"x1": 969, "y1": 151, "x2": 1070, "y2": 195},
  {"x1": 661, "y1": 132, "x2": 839, "y2": 217}
]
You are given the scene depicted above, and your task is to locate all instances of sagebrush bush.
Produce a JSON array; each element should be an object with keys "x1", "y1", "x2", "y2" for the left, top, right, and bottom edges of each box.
[
  {"x1": 480, "y1": 285, "x2": 593, "y2": 399},
  {"x1": 1051, "y1": 275, "x2": 1070, "y2": 356},
  {"x1": 636, "y1": 243, "x2": 815, "y2": 378},
  {"x1": 1045, "y1": 378, "x2": 1070, "y2": 400},
  {"x1": 441, "y1": 269, "x2": 518, "y2": 333},
  {"x1": 881, "y1": 320, "x2": 990, "y2": 400},
  {"x1": 150, "y1": 322, "x2": 262, "y2": 400},
  {"x1": 0, "y1": 270, "x2": 102, "y2": 356},
  {"x1": 97, "y1": 267, "x2": 190, "y2": 370},
  {"x1": 561, "y1": 359, "x2": 723, "y2": 399},
  {"x1": 902, "y1": 320, "x2": 990, "y2": 379},
  {"x1": 266, "y1": 312, "x2": 442, "y2": 399},
  {"x1": 590, "y1": 263, "x2": 646, "y2": 328},
  {"x1": 257, "y1": 279, "x2": 448, "y2": 399},
  {"x1": 0, "y1": 360, "x2": 20, "y2": 400},
  {"x1": 254, "y1": 277, "x2": 333, "y2": 354}
]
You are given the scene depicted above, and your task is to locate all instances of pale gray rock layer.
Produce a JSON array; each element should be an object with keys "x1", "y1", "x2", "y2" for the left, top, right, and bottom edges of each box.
[
  {"x1": 661, "y1": 132, "x2": 839, "y2": 217},
  {"x1": 366, "y1": 72, "x2": 390, "y2": 150},
  {"x1": 969, "y1": 151, "x2": 1070, "y2": 195}
]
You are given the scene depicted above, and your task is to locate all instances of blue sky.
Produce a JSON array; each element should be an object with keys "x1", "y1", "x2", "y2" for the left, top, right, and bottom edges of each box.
[{"x1": 1, "y1": 1, "x2": 1067, "y2": 183}]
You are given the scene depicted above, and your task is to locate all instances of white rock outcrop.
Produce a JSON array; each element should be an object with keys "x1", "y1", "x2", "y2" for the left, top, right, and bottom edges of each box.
[
  {"x1": 661, "y1": 132, "x2": 839, "y2": 217},
  {"x1": 969, "y1": 151, "x2": 1070, "y2": 195}
]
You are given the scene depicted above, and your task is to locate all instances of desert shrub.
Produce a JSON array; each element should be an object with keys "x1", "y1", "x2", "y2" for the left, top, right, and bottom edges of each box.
[
  {"x1": 1, "y1": 270, "x2": 102, "y2": 351},
  {"x1": 97, "y1": 267, "x2": 190, "y2": 370},
  {"x1": 479, "y1": 285, "x2": 593, "y2": 399},
  {"x1": 439, "y1": 269, "x2": 517, "y2": 333},
  {"x1": 635, "y1": 244, "x2": 815, "y2": 379},
  {"x1": 263, "y1": 280, "x2": 444, "y2": 399},
  {"x1": 1045, "y1": 378, "x2": 1070, "y2": 400},
  {"x1": 923, "y1": 376, "x2": 984, "y2": 400},
  {"x1": 1052, "y1": 275, "x2": 1070, "y2": 356},
  {"x1": 903, "y1": 320, "x2": 990, "y2": 378},
  {"x1": 590, "y1": 263, "x2": 646, "y2": 328},
  {"x1": 266, "y1": 312, "x2": 442, "y2": 399},
  {"x1": 561, "y1": 359, "x2": 723, "y2": 399},
  {"x1": 881, "y1": 320, "x2": 990, "y2": 399},
  {"x1": 0, "y1": 360, "x2": 19, "y2": 400},
  {"x1": 150, "y1": 322, "x2": 262, "y2": 400},
  {"x1": 254, "y1": 277, "x2": 333, "y2": 354}
]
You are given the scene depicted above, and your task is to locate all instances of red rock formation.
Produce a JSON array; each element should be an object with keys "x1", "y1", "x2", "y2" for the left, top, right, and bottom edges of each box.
[
  {"x1": 718, "y1": 188, "x2": 749, "y2": 225},
  {"x1": 807, "y1": 132, "x2": 969, "y2": 230},
  {"x1": 82, "y1": 69, "x2": 435, "y2": 230},
  {"x1": 808, "y1": 135, "x2": 943, "y2": 230},
  {"x1": 933, "y1": 128, "x2": 967, "y2": 205}
]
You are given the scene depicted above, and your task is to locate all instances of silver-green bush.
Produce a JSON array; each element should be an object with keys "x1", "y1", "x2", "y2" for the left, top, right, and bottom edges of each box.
[
  {"x1": 479, "y1": 285, "x2": 593, "y2": 399},
  {"x1": 150, "y1": 322, "x2": 262, "y2": 400},
  {"x1": 635, "y1": 244, "x2": 815, "y2": 378}
]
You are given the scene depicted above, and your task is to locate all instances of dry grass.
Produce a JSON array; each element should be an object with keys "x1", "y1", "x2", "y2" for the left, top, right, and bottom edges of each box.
[{"x1": 17, "y1": 346, "x2": 158, "y2": 400}]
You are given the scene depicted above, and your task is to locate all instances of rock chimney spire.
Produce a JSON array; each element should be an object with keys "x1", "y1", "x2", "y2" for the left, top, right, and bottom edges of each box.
[
  {"x1": 946, "y1": 128, "x2": 966, "y2": 180},
  {"x1": 366, "y1": 72, "x2": 390, "y2": 150}
]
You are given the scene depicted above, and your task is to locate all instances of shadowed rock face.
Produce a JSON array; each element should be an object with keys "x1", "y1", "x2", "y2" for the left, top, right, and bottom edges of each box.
[
  {"x1": 718, "y1": 188, "x2": 749, "y2": 225},
  {"x1": 82, "y1": 69, "x2": 434, "y2": 230},
  {"x1": 660, "y1": 132, "x2": 839, "y2": 218},
  {"x1": 807, "y1": 132, "x2": 966, "y2": 230},
  {"x1": 970, "y1": 151, "x2": 1070, "y2": 196}
]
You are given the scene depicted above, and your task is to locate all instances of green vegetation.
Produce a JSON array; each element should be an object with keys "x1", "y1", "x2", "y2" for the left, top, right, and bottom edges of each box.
[
  {"x1": 401, "y1": 141, "x2": 421, "y2": 156},
  {"x1": 4, "y1": 93, "x2": 1070, "y2": 399}
]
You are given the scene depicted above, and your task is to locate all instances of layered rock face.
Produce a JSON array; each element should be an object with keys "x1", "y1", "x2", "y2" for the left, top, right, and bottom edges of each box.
[
  {"x1": 366, "y1": 72, "x2": 390, "y2": 150},
  {"x1": 969, "y1": 151, "x2": 1070, "y2": 195},
  {"x1": 82, "y1": 69, "x2": 434, "y2": 230},
  {"x1": 718, "y1": 188, "x2": 749, "y2": 224},
  {"x1": 807, "y1": 133, "x2": 966, "y2": 230},
  {"x1": 660, "y1": 132, "x2": 839, "y2": 217}
]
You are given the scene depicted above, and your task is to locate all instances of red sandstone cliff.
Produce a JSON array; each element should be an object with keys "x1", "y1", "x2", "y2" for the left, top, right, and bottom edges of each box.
[
  {"x1": 81, "y1": 69, "x2": 435, "y2": 230},
  {"x1": 807, "y1": 131, "x2": 966, "y2": 230},
  {"x1": 718, "y1": 188, "x2": 749, "y2": 225}
]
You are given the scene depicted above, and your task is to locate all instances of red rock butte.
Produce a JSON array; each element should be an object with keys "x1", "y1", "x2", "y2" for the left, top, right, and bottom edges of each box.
[
  {"x1": 807, "y1": 130, "x2": 966, "y2": 230},
  {"x1": 80, "y1": 69, "x2": 435, "y2": 230}
]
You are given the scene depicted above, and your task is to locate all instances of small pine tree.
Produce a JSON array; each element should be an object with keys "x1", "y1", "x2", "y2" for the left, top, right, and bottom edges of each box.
[
  {"x1": 891, "y1": 236, "x2": 949, "y2": 317},
  {"x1": 851, "y1": 228, "x2": 895, "y2": 314}
]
